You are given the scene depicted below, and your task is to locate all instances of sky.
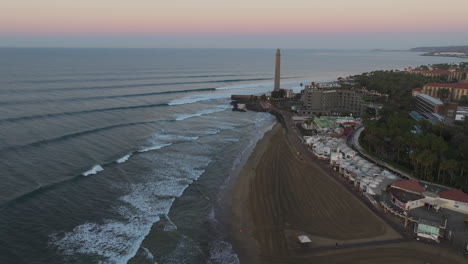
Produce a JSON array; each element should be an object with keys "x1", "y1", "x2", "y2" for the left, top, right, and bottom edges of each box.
[{"x1": 1, "y1": 0, "x2": 468, "y2": 49}]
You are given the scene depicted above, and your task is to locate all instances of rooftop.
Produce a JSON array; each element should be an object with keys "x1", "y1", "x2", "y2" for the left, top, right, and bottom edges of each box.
[
  {"x1": 315, "y1": 118, "x2": 333, "y2": 128},
  {"x1": 410, "y1": 111, "x2": 424, "y2": 121},
  {"x1": 416, "y1": 94, "x2": 443, "y2": 105},
  {"x1": 343, "y1": 121, "x2": 359, "y2": 126},
  {"x1": 438, "y1": 189, "x2": 468, "y2": 203},
  {"x1": 424, "y1": 83, "x2": 468, "y2": 90},
  {"x1": 392, "y1": 179, "x2": 425, "y2": 194},
  {"x1": 389, "y1": 187, "x2": 424, "y2": 203}
]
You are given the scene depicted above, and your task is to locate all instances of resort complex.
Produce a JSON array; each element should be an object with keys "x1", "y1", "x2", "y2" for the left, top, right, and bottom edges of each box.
[
  {"x1": 229, "y1": 52, "x2": 468, "y2": 263},
  {"x1": 299, "y1": 82, "x2": 366, "y2": 116}
]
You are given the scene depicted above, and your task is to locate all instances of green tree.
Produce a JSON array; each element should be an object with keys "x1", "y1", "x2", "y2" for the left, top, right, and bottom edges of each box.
[{"x1": 436, "y1": 88, "x2": 451, "y2": 101}]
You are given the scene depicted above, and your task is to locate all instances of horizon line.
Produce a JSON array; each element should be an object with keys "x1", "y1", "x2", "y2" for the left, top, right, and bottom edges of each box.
[{"x1": 0, "y1": 46, "x2": 413, "y2": 51}]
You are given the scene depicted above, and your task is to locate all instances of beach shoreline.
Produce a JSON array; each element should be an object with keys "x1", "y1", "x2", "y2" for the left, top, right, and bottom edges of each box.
[
  {"x1": 223, "y1": 110, "x2": 467, "y2": 264},
  {"x1": 221, "y1": 121, "x2": 281, "y2": 264}
]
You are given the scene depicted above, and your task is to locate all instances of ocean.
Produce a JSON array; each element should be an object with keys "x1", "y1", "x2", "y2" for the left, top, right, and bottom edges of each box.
[{"x1": 0, "y1": 48, "x2": 465, "y2": 264}]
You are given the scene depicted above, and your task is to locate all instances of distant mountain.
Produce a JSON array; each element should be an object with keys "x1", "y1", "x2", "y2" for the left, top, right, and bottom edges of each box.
[
  {"x1": 409, "y1": 46, "x2": 468, "y2": 53},
  {"x1": 409, "y1": 46, "x2": 468, "y2": 58},
  {"x1": 370, "y1": 49, "x2": 405, "y2": 52}
]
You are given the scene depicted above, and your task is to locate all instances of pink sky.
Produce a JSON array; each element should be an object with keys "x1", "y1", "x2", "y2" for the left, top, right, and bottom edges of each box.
[
  {"x1": 1, "y1": 0, "x2": 467, "y2": 48},
  {"x1": 2, "y1": 0, "x2": 468, "y2": 35}
]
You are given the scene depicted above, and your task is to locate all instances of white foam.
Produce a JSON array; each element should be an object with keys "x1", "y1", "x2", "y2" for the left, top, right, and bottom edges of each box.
[
  {"x1": 207, "y1": 240, "x2": 239, "y2": 264},
  {"x1": 50, "y1": 204, "x2": 166, "y2": 264},
  {"x1": 159, "y1": 236, "x2": 200, "y2": 264},
  {"x1": 175, "y1": 105, "x2": 230, "y2": 121},
  {"x1": 82, "y1": 165, "x2": 104, "y2": 176},
  {"x1": 201, "y1": 129, "x2": 221, "y2": 135},
  {"x1": 140, "y1": 247, "x2": 156, "y2": 263},
  {"x1": 163, "y1": 215, "x2": 178, "y2": 232},
  {"x1": 223, "y1": 138, "x2": 240, "y2": 142},
  {"x1": 168, "y1": 80, "x2": 311, "y2": 106},
  {"x1": 50, "y1": 112, "x2": 274, "y2": 263},
  {"x1": 140, "y1": 133, "x2": 202, "y2": 153},
  {"x1": 51, "y1": 153, "x2": 212, "y2": 264},
  {"x1": 215, "y1": 80, "x2": 309, "y2": 90},
  {"x1": 168, "y1": 93, "x2": 231, "y2": 106},
  {"x1": 161, "y1": 135, "x2": 199, "y2": 141},
  {"x1": 215, "y1": 81, "x2": 273, "y2": 90},
  {"x1": 138, "y1": 143, "x2": 173, "y2": 153},
  {"x1": 116, "y1": 154, "x2": 132, "y2": 163}
]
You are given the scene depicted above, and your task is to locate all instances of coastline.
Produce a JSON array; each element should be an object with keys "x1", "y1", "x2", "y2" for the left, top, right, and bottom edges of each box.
[
  {"x1": 222, "y1": 122, "x2": 281, "y2": 264},
  {"x1": 224, "y1": 110, "x2": 467, "y2": 264}
]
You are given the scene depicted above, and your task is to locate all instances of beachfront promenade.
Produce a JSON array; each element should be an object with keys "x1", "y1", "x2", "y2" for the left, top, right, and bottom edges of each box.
[{"x1": 348, "y1": 125, "x2": 415, "y2": 180}]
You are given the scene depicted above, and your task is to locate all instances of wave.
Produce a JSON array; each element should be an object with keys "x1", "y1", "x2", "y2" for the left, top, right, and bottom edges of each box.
[
  {"x1": 168, "y1": 79, "x2": 311, "y2": 106},
  {"x1": 215, "y1": 79, "x2": 309, "y2": 90},
  {"x1": 138, "y1": 143, "x2": 173, "y2": 153},
  {"x1": 17, "y1": 74, "x2": 240, "y2": 84},
  {"x1": 0, "y1": 93, "x2": 230, "y2": 124},
  {"x1": 175, "y1": 105, "x2": 230, "y2": 121},
  {"x1": 116, "y1": 154, "x2": 132, "y2": 164},
  {"x1": 0, "y1": 103, "x2": 169, "y2": 124},
  {"x1": 0, "y1": 109, "x2": 250, "y2": 208},
  {"x1": 0, "y1": 77, "x2": 276, "y2": 94},
  {"x1": 168, "y1": 93, "x2": 232, "y2": 106},
  {"x1": 50, "y1": 153, "x2": 212, "y2": 264},
  {"x1": 163, "y1": 214, "x2": 178, "y2": 232},
  {"x1": 200, "y1": 128, "x2": 221, "y2": 135},
  {"x1": 82, "y1": 165, "x2": 104, "y2": 176},
  {"x1": 208, "y1": 241, "x2": 239, "y2": 264},
  {"x1": 138, "y1": 133, "x2": 201, "y2": 153},
  {"x1": 139, "y1": 247, "x2": 155, "y2": 262},
  {"x1": 0, "y1": 88, "x2": 217, "y2": 106},
  {"x1": 0, "y1": 120, "x2": 158, "y2": 152},
  {"x1": 1, "y1": 103, "x2": 234, "y2": 153}
]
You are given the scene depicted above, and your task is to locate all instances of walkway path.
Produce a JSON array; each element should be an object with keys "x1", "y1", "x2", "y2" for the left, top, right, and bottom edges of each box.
[{"x1": 348, "y1": 125, "x2": 415, "y2": 180}]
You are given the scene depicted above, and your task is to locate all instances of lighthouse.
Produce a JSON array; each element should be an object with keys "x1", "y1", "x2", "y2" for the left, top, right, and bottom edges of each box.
[{"x1": 274, "y1": 49, "x2": 281, "y2": 92}]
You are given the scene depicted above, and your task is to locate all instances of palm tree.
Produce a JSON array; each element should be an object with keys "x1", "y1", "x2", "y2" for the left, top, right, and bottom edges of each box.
[
  {"x1": 416, "y1": 151, "x2": 427, "y2": 178},
  {"x1": 424, "y1": 152, "x2": 438, "y2": 181},
  {"x1": 460, "y1": 160, "x2": 468, "y2": 184},
  {"x1": 410, "y1": 151, "x2": 419, "y2": 176},
  {"x1": 446, "y1": 160, "x2": 458, "y2": 185},
  {"x1": 438, "y1": 161, "x2": 448, "y2": 183}
]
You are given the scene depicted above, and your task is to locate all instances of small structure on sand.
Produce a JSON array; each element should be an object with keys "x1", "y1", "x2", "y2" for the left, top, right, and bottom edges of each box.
[
  {"x1": 297, "y1": 235, "x2": 312, "y2": 247},
  {"x1": 415, "y1": 219, "x2": 443, "y2": 242}
]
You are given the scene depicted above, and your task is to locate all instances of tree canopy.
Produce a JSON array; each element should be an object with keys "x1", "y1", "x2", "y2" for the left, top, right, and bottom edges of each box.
[{"x1": 355, "y1": 67, "x2": 468, "y2": 187}]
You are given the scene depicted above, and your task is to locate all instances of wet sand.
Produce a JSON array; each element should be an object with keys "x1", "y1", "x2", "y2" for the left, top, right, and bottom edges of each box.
[{"x1": 227, "y1": 121, "x2": 467, "y2": 264}]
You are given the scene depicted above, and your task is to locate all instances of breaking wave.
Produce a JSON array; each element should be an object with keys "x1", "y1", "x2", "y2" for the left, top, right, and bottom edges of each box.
[
  {"x1": 0, "y1": 88, "x2": 217, "y2": 106},
  {"x1": 50, "y1": 153, "x2": 212, "y2": 264},
  {"x1": 0, "y1": 103, "x2": 169, "y2": 124},
  {"x1": 215, "y1": 79, "x2": 308, "y2": 90},
  {"x1": 18, "y1": 74, "x2": 240, "y2": 84},
  {"x1": 168, "y1": 93, "x2": 232, "y2": 106},
  {"x1": 207, "y1": 241, "x2": 239, "y2": 264},
  {"x1": 175, "y1": 105, "x2": 230, "y2": 121},
  {"x1": 138, "y1": 143, "x2": 173, "y2": 153},
  {"x1": 0, "y1": 77, "x2": 276, "y2": 94},
  {"x1": 82, "y1": 165, "x2": 104, "y2": 176},
  {"x1": 116, "y1": 154, "x2": 132, "y2": 164}
]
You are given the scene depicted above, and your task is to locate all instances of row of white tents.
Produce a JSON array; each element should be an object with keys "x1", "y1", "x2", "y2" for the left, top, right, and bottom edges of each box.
[
  {"x1": 304, "y1": 135, "x2": 401, "y2": 196},
  {"x1": 304, "y1": 136, "x2": 356, "y2": 159}
]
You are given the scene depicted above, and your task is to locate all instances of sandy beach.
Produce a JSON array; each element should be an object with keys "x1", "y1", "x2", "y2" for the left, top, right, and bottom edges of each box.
[{"x1": 227, "y1": 115, "x2": 467, "y2": 264}]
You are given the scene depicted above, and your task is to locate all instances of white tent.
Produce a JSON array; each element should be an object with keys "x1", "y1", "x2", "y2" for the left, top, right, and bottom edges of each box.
[{"x1": 298, "y1": 235, "x2": 312, "y2": 244}]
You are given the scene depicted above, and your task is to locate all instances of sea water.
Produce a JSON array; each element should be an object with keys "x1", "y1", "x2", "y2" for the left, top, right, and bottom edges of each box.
[{"x1": 0, "y1": 48, "x2": 465, "y2": 264}]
